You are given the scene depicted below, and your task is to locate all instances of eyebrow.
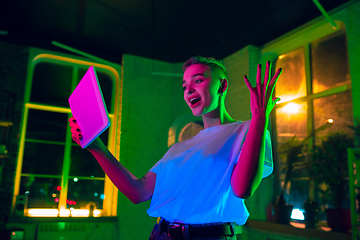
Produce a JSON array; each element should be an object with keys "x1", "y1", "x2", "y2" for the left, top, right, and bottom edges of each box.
[{"x1": 182, "y1": 73, "x2": 206, "y2": 84}]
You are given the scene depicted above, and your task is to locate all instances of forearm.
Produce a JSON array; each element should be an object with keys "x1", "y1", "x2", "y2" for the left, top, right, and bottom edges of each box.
[
  {"x1": 87, "y1": 139, "x2": 149, "y2": 204},
  {"x1": 231, "y1": 112, "x2": 268, "y2": 198}
]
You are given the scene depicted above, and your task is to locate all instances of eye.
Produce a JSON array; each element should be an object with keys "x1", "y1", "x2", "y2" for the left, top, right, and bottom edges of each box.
[
  {"x1": 182, "y1": 86, "x2": 187, "y2": 91},
  {"x1": 195, "y1": 79, "x2": 203, "y2": 84}
]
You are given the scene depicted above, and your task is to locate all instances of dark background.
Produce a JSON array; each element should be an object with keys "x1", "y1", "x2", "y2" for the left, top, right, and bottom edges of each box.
[{"x1": 0, "y1": 0, "x2": 352, "y2": 63}]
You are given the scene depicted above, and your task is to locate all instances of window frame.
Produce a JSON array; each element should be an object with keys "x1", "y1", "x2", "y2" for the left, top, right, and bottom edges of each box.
[
  {"x1": 261, "y1": 22, "x2": 352, "y2": 206},
  {"x1": 167, "y1": 113, "x2": 202, "y2": 147},
  {"x1": 13, "y1": 48, "x2": 121, "y2": 217}
]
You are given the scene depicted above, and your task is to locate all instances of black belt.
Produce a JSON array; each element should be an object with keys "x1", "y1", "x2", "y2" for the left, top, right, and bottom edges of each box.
[{"x1": 160, "y1": 219, "x2": 235, "y2": 238}]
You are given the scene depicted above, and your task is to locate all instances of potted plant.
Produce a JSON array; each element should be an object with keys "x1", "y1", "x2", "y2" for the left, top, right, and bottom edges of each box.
[
  {"x1": 312, "y1": 131, "x2": 354, "y2": 232},
  {"x1": 303, "y1": 200, "x2": 320, "y2": 228},
  {"x1": 273, "y1": 136, "x2": 302, "y2": 224},
  {"x1": 274, "y1": 122, "x2": 331, "y2": 226}
]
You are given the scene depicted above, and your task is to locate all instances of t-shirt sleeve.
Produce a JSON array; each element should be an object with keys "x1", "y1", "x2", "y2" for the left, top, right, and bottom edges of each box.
[
  {"x1": 263, "y1": 129, "x2": 273, "y2": 178},
  {"x1": 149, "y1": 158, "x2": 163, "y2": 174},
  {"x1": 237, "y1": 128, "x2": 273, "y2": 178}
]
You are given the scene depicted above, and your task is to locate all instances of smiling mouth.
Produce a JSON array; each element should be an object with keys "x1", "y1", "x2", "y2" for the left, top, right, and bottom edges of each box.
[{"x1": 189, "y1": 97, "x2": 201, "y2": 107}]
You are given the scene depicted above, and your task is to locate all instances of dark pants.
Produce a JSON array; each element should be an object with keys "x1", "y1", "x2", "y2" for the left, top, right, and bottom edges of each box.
[{"x1": 148, "y1": 221, "x2": 238, "y2": 240}]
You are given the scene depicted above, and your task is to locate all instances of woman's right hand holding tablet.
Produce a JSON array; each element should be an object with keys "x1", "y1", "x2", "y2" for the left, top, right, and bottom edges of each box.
[
  {"x1": 68, "y1": 117, "x2": 83, "y2": 146},
  {"x1": 68, "y1": 116, "x2": 155, "y2": 204},
  {"x1": 68, "y1": 116, "x2": 103, "y2": 149}
]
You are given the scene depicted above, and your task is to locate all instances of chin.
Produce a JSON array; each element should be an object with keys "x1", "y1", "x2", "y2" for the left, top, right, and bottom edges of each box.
[{"x1": 190, "y1": 108, "x2": 203, "y2": 117}]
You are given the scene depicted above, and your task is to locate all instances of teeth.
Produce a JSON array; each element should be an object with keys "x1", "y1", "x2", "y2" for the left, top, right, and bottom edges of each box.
[{"x1": 190, "y1": 98, "x2": 200, "y2": 104}]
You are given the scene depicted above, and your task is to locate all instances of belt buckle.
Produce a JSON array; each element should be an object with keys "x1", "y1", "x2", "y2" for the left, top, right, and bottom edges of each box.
[
  {"x1": 169, "y1": 223, "x2": 181, "y2": 228},
  {"x1": 168, "y1": 223, "x2": 181, "y2": 237}
]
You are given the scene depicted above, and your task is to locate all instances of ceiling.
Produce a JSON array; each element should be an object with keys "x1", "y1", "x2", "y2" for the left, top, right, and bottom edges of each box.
[{"x1": 0, "y1": 0, "x2": 353, "y2": 64}]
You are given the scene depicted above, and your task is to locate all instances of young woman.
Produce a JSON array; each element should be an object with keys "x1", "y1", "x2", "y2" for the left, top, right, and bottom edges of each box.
[{"x1": 69, "y1": 56, "x2": 282, "y2": 239}]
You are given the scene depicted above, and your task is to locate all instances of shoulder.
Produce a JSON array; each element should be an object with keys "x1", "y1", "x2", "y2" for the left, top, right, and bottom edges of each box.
[{"x1": 224, "y1": 120, "x2": 251, "y2": 132}]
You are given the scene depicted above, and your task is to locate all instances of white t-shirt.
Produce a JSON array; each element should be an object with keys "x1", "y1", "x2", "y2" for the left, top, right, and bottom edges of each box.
[{"x1": 147, "y1": 120, "x2": 273, "y2": 225}]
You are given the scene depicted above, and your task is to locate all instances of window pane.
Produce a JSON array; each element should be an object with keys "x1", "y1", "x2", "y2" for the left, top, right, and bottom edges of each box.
[
  {"x1": 70, "y1": 146, "x2": 105, "y2": 178},
  {"x1": 31, "y1": 62, "x2": 73, "y2": 107},
  {"x1": 20, "y1": 176, "x2": 61, "y2": 208},
  {"x1": 22, "y1": 142, "x2": 64, "y2": 175},
  {"x1": 276, "y1": 102, "x2": 308, "y2": 183},
  {"x1": 178, "y1": 122, "x2": 204, "y2": 142},
  {"x1": 99, "y1": 128, "x2": 109, "y2": 146},
  {"x1": 26, "y1": 109, "x2": 68, "y2": 142},
  {"x1": 78, "y1": 68, "x2": 113, "y2": 113},
  {"x1": 275, "y1": 48, "x2": 306, "y2": 103},
  {"x1": 67, "y1": 179, "x2": 104, "y2": 209},
  {"x1": 168, "y1": 127, "x2": 175, "y2": 147},
  {"x1": 312, "y1": 30, "x2": 350, "y2": 93},
  {"x1": 276, "y1": 102, "x2": 308, "y2": 143},
  {"x1": 313, "y1": 91, "x2": 353, "y2": 144}
]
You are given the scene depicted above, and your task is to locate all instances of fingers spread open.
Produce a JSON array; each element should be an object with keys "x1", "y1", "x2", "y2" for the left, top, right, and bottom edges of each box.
[
  {"x1": 267, "y1": 68, "x2": 282, "y2": 103},
  {"x1": 271, "y1": 68, "x2": 283, "y2": 84},
  {"x1": 244, "y1": 75, "x2": 253, "y2": 91},
  {"x1": 264, "y1": 61, "x2": 270, "y2": 89},
  {"x1": 273, "y1": 97, "x2": 281, "y2": 103},
  {"x1": 256, "y1": 64, "x2": 262, "y2": 85}
]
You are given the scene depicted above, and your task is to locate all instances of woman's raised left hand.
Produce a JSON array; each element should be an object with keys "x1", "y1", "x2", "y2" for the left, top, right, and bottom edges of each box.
[{"x1": 244, "y1": 61, "x2": 282, "y2": 117}]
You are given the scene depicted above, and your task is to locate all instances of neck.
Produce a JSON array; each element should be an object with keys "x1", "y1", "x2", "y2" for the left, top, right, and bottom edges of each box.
[{"x1": 202, "y1": 99, "x2": 235, "y2": 129}]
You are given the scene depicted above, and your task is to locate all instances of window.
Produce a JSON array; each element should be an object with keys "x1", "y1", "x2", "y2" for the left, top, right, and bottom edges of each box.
[
  {"x1": 167, "y1": 114, "x2": 203, "y2": 147},
  {"x1": 178, "y1": 122, "x2": 204, "y2": 142},
  {"x1": 14, "y1": 52, "x2": 120, "y2": 217},
  {"x1": 274, "y1": 29, "x2": 353, "y2": 215}
]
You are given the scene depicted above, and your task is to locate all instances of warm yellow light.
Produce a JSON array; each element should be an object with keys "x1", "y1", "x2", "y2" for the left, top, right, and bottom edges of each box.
[
  {"x1": 320, "y1": 226, "x2": 332, "y2": 232},
  {"x1": 59, "y1": 209, "x2": 70, "y2": 217},
  {"x1": 327, "y1": 118, "x2": 334, "y2": 124},
  {"x1": 278, "y1": 55, "x2": 285, "y2": 59},
  {"x1": 282, "y1": 103, "x2": 300, "y2": 114},
  {"x1": 52, "y1": 193, "x2": 57, "y2": 198},
  {"x1": 93, "y1": 209, "x2": 101, "y2": 217},
  {"x1": 289, "y1": 222, "x2": 305, "y2": 229},
  {"x1": 70, "y1": 209, "x2": 90, "y2": 217},
  {"x1": 27, "y1": 209, "x2": 59, "y2": 217},
  {"x1": 27, "y1": 208, "x2": 102, "y2": 217}
]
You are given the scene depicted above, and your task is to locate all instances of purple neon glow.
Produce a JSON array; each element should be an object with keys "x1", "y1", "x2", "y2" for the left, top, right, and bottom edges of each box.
[{"x1": 68, "y1": 66, "x2": 110, "y2": 148}]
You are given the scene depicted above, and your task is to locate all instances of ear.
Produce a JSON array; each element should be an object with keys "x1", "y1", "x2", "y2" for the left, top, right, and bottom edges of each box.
[{"x1": 218, "y1": 79, "x2": 228, "y2": 94}]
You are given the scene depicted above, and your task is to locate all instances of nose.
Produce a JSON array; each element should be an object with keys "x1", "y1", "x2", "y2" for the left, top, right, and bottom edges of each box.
[{"x1": 186, "y1": 84, "x2": 195, "y2": 95}]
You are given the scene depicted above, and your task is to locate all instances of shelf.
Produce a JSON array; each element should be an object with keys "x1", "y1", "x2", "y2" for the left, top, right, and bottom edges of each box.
[{"x1": 0, "y1": 121, "x2": 13, "y2": 127}]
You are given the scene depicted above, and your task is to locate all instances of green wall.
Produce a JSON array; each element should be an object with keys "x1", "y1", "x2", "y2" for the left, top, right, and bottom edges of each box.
[{"x1": 118, "y1": 54, "x2": 189, "y2": 239}]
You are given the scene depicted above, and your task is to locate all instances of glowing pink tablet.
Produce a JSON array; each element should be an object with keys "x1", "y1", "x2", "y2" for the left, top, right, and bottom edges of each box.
[{"x1": 68, "y1": 66, "x2": 110, "y2": 149}]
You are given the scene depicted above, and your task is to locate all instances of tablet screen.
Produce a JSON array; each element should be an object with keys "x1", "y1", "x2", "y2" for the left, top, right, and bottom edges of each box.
[{"x1": 68, "y1": 66, "x2": 110, "y2": 148}]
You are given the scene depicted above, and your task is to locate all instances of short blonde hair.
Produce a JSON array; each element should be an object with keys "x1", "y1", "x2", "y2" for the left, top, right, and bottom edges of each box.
[{"x1": 182, "y1": 56, "x2": 228, "y2": 80}]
